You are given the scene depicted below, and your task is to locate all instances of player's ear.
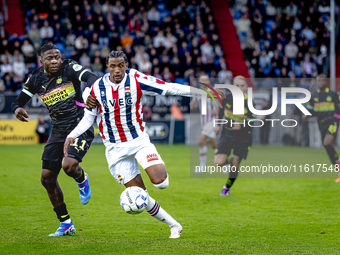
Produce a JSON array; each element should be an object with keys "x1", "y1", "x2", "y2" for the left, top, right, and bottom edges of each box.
[
  {"x1": 39, "y1": 56, "x2": 43, "y2": 65},
  {"x1": 125, "y1": 62, "x2": 129, "y2": 68}
]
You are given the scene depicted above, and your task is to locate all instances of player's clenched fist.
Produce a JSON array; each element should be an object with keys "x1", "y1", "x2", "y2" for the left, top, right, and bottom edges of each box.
[
  {"x1": 85, "y1": 94, "x2": 98, "y2": 109},
  {"x1": 64, "y1": 137, "x2": 74, "y2": 157},
  {"x1": 14, "y1": 108, "x2": 29, "y2": 122}
]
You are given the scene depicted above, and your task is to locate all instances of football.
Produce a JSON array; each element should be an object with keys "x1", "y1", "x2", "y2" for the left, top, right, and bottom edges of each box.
[{"x1": 120, "y1": 186, "x2": 149, "y2": 214}]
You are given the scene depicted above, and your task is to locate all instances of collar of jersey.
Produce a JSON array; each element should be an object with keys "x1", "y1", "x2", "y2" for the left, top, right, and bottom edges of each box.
[{"x1": 104, "y1": 72, "x2": 127, "y2": 89}]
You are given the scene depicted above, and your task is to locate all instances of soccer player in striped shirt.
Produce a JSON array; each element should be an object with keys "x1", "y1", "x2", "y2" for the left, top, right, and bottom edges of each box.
[
  {"x1": 190, "y1": 74, "x2": 219, "y2": 173},
  {"x1": 64, "y1": 51, "x2": 223, "y2": 238}
]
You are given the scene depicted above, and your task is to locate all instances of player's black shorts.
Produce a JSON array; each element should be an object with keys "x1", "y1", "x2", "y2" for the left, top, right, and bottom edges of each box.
[
  {"x1": 319, "y1": 121, "x2": 339, "y2": 142},
  {"x1": 42, "y1": 125, "x2": 94, "y2": 171},
  {"x1": 216, "y1": 128, "x2": 252, "y2": 160}
]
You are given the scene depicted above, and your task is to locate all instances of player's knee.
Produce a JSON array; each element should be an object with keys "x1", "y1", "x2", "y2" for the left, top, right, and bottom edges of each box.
[
  {"x1": 323, "y1": 141, "x2": 331, "y2": 147},
  {"x1": 153, "y1": 174, "x2": 169, "y2": 189},
  {"x1": 62, "y1": 159, "x2": 79, "y2": 176},
  {"x1": 214, "y1": 157, "x2": 225, "y2": 166},
  {"x1": 41, "y1": 175, "x2": 56, "y2": 191},
  {"x1": 199, "y1": 140, "x2": 206, "y2": 148}
]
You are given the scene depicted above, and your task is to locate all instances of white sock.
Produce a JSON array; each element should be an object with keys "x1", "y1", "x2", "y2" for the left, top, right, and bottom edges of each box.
[
  {"x1": 63, "y1": 219, "x2": 71, "y2": 224},
  {"x1": 199, "y1": 146, "x2": 207, "y2": 167},
  {"x1": 145, "y1": 191, "x2": 177, "y2": 227}
]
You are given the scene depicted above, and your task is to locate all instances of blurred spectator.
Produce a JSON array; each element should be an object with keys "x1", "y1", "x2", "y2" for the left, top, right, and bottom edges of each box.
[
  {"x1": 13, "y1": 56, "x2": 26, "y2": 78},
  {"x1": 138, "y1": 57, "x2": 152, "y2": 74},
  {"x1": 21, "y1": 40, "x2": 34, "y2": 57},
  {"x1": 237, "y1": 14, "x2": 251, "y2": 42},
  {"x1": 147, "y1": 6, "x2": 160, "y2": 25},
  {"x1": 75, "y1": 35, "x2": 89, "y2": 50},
  {"x1": 91, "y1": 57, "x2": 104, "y2": 76},
  {"x1": 143, "y1": 105, "x2": 153, "y2": 121},
  {"x1": 79, "y1": 52, "x2": 90, "y2": 67},
  {"x1": 162, "y1": 67, "x2": 174, "y2": 82},
  {"x1": 121, "y1": 31, "x2": 133, "y2": 48},
  {"x1": 153, "y1": 31, "x2": 166, "y2": 48},
  {"x1": 1, "y1": 59, "x2": 12, "y2": 76},
  {"x1": 40, "y1": 21, "x2": 54, "y2": 40},
  {"x1": 28, "y1": 23, "x2": 42, "y2": 45},
  {"x1": 36, "y1": 115, "x2": 50, "y2": 143},
  {"x1": 218, "y1": 63, "x2": 233, "y2": 84}
]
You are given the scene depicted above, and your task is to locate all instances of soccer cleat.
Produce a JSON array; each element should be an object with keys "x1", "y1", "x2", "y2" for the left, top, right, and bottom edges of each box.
[
  {"x1": 48, "y1": 221, "x2": 76, "y2": 236},
  {"x1": 78, "y1": 173, "x2": 91, "y2": 205},
  {"x1": 220, "y1": 186, "x2": 230, "y2": 196},
  {"x1": 169, "y1": 223, "x2": 182, "y2": 239}
]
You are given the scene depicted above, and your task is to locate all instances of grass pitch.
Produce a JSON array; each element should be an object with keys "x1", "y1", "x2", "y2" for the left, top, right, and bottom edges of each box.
[{"x1": 1, "y1": 144, "x2": 340, "y2": 254}]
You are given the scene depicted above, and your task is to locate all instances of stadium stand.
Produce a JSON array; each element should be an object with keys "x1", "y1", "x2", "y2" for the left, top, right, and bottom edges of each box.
[
  {"x1": 228, "y1": 0, "x2": 338, "y2": 90},
  {"x1": 0, "y1": 0, "x2": 233, "y2": 93}
]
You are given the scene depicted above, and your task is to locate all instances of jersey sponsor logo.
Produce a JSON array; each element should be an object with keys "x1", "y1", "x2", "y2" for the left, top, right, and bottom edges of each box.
[
  {"x1": 109, "y1": 98, "x2": 133, "y2": 107},
  {"x1": 125, "y1": 87, "x2": 131, "y2": 95},
  {"x1": 39, "y1": 82, "x2": 75, "y2": 106},
  {"x1": 146, "y1": 153, "x2": 159, "y2": 162},
  {"x1": 72, "y1": 64, "x2": 82, "y2": 71}
]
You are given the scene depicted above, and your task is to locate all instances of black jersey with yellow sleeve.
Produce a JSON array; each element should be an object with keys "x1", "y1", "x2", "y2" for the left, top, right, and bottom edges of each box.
[
  {"x1": 218, "y1": 92, "x2": 254, "y2": 133},
  {"x1": 307, "y1": 88, "x2": 340, "y2": 126},
  {"x1": 16, "y1": 59, "x2": 90, "y2": 126}
]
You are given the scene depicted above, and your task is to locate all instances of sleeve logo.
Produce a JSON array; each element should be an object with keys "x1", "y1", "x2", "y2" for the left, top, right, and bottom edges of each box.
[{"x1": 73, "y1": 64, "x2": 82, "y2": 71}]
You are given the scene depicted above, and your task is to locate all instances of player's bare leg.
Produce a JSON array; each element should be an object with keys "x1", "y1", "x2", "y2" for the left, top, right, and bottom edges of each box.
[
  {"x1": 124, "y1": 174, "x2": 146, "y2": 189},
  {"x1": 323, "y1": 134, "x2": 340, "y2": 182},
  {"x1": 62, "y1": 157, "x2": 91, "y2": 204},
  {"x1": 41, "y1": 168, "x2": 75, "y2": 236},
  {"x1": 127, "y1": 165, "x2": 181, "y2": 238},
  {"x1": 214, "y1": 153, "x2": 228, "y2": 167},
  {"x1": 41, "y1": 169, "x2": 64, "y2": 208},
  {"x1": 209, "y1": 138, "x2": 217, "y2": 150}
]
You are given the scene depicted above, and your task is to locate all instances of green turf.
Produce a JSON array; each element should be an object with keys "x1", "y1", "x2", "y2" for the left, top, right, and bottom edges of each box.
[{"x1": 1, "y1": 144, "x2": 340, "y2": 254}]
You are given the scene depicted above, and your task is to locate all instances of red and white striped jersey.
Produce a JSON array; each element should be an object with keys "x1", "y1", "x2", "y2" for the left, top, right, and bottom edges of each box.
[
  {"x1": 87, "y1": 68, "x2": 171, "y2": 144},
  {"x1": 198, "y1": 96, "x2": 218, "y2": 127}
]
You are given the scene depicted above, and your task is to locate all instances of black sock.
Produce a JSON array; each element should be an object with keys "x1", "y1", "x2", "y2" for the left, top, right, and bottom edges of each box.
[
  {"x1": 75, "y1": 170, "x2": 85, "y2": 183},
  {"x1": 54, "y1": 203, "x2": 70, "y2": 222},
  {"x1": 324, "y1": 145, "x2": 338, "y2": 165},
  {"x1": 226, "y1": 168, "x2": 239, "y2": 189}
]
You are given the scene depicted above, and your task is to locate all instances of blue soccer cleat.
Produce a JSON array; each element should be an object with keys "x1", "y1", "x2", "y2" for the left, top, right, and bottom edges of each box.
[
  {"x1": 48, "y1": 221, "x2": 76, "y2": 236},
  {"x1": 78, "y1": 173, "x2": 91, "y2": 205},
  {"x1": 220, "y1": 186, "x2": 230, "y2": 196}
]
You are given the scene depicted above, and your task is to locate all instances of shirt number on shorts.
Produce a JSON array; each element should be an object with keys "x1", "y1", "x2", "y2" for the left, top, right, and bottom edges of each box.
[{"x1": 72, "y1": 138, "x2": 86, "y2": 153}]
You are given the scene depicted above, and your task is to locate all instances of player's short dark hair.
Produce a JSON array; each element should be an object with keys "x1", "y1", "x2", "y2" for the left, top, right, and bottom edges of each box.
[
  {"x1": 106, "y1": 51, "x2": 128, "y2": 64},
  {"x1": 37, "y1": 44, "x2": 59, "y2": 57}
]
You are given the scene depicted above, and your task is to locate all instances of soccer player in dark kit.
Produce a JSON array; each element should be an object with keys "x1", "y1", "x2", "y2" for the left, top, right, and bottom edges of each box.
[
  {"x1": 305, "y1": 74, "x2": 340, "y2": 182},
  {"x1": 214, "y1": 76, "x2": 253, "y2": 196},
  {"x1": 11, "y1": 44, "x2": 99, "y2": 236}
]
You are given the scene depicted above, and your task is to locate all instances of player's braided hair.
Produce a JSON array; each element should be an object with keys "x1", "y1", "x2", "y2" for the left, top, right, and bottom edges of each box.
[
  {"x1": 37, "y1": 44, "x2": 59, "y2": 57},
  {"x1": 106, "y1": 51, "x2": 128, "y2": 64}
]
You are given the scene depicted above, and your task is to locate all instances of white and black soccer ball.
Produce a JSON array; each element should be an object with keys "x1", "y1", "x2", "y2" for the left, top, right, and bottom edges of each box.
[{"x1": 120, "y1": 186, "x2": 148, "y2": 214}]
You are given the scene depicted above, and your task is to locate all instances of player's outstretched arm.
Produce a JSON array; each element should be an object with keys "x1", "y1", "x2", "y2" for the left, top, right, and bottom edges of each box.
[{"x1": 64, "y1": 110, "x2": 96, "y2": 157}]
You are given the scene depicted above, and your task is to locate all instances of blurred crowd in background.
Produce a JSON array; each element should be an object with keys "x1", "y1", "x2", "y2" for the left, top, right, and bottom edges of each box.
[
  {"x1": 0, "y1": 0, "x2": 234, "y2": 93},
  {"x1": 230, "y1": 0, "x2": 337, "y2": 91}
]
